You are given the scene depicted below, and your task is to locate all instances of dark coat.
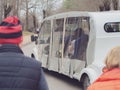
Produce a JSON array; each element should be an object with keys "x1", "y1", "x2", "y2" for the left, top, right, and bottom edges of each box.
[
  {"x1": 0, "y1": 44, "x2": 48, "y2": 90},
  {"x1": 73, "y1": 33, "x2": 88, "y2": 60}
]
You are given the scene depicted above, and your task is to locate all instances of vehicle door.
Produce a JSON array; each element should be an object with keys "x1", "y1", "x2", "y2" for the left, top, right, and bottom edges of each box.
[
  {"x1": 61, "y1": 17, "x2": 90, "y2": 77},
  {"x1": 38, "y1": 20, "x2": 51, "y2": 68},
  {"x1": 48, "y1": 18, "x2": 64, "y2": 72}
]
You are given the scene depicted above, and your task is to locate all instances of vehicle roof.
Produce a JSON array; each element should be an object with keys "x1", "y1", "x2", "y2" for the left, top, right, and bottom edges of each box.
[
  {"x1": 43, "y1": 11, "x2": 120, "y2": 21},
  {"x1": 42, "y1": 11, "x2": 120, "y2": 35}
]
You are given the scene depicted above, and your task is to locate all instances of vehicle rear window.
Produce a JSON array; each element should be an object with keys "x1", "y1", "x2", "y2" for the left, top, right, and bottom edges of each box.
[{"x1": 104, "y1": 22, "x2": 120, "y2": 32}]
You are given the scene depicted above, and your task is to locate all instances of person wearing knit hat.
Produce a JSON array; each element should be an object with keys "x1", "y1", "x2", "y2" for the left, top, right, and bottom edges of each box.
[
  {"x1": 0, "y1": 16, "x2": 48, "y2": 90},
  {"x1": 0, "y1": 16, "x2": 22, "y2": 44}
]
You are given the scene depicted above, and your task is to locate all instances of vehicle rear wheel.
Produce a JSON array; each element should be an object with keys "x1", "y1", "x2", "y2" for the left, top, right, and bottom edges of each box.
[
  {"x1": 82, "y1": 75, "x2": 90, "y2": 90},
  {"x1": 31, "y1": 54, "x2": 35, "y2": 58}
]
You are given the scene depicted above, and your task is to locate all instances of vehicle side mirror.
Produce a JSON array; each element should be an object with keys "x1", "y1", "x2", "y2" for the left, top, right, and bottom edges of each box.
[{"x1": 31, "y1": 35, "x2": 38, "y2": 42}]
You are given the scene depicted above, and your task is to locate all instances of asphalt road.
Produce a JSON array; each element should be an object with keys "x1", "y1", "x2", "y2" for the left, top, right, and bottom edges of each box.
[{"x1": 44, "y1": 69, "x2": 82, "y2": 90}]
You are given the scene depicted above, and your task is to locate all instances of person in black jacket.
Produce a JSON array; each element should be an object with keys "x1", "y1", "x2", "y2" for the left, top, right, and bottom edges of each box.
[{"x1": 0, "y1": 16, "x2": 48, "y2": 90}]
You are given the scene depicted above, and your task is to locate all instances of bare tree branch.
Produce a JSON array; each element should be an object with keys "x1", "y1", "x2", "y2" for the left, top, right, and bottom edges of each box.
[{"x1": 112, "y1": 0, "x2": 119, "y2": 10}]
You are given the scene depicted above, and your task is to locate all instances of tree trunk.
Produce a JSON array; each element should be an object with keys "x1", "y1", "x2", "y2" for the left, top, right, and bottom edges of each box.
[{"x1": 26, "y1": 0, "x2": 29, "y2": 31}]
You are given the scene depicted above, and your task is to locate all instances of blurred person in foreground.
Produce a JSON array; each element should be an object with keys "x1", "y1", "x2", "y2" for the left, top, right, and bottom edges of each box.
[
  {"x1": 87, "y1": 46, "x2": 120, "y2": 90},
  {"x1": 0, "y1": 16, "x2": 48, "y2": 90}
]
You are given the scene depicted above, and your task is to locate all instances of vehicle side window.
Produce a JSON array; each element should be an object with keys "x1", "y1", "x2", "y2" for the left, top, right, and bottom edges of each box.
[
  {"x1": 64, "y1": 17, "x2": 90, "y2": 61},
  {"x1": 51, "y1": 19, "x2": 64, "y2": 58},
  {"x1": 39, "y1": 21, "x2": 51, "y2": 55},
  {"x1": 104, "y1": 22, "x2": 120, "y2": 32}
]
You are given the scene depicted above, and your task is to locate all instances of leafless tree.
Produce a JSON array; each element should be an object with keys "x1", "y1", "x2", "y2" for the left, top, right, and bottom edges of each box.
[
  {"x1": 3, "y1": 0, "x2": 12, "y2": 18},
  {"x1": 112, "y1": 0, "x2": 119, "y2": 10},
  {"x1": 59, "y1": 0, "x2": 120, "y2": 12},
  {"x1": 12, "y1": 0, "x2": 22, "y2": 17},
  {"x1": 29, "y1": 8, "x2": 39, "y2": 32},
  {"x1": 0, "y1": 0, "x2": 3, "y2": 22},
  {"x1": 0, "y1": 0, "x2": 22, "y2": 19},
  {"x1": 99, "y1": 0, "x2": 111, "y2": 11},
  {"x1": 40, "y1": 0, "x2": 57, "y2": 18},
  {"x1": 60, "y1": 0, "x2": 104, "y2": 12},
  {"x1": 21, "y1": 0, "x2": 39, "y2": 31}
]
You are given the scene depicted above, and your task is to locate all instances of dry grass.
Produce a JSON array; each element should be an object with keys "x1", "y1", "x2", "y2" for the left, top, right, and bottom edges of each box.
[{"x1": 23, "y1": 31, "x2": 33, "y2": 36}]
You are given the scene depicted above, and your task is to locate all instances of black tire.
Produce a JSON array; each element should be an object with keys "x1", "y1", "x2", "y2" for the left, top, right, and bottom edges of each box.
[
  {"x1": 82, "y1": 75, "x2": 90, "y2": 90},
  {"x1": 31, "y1": 54, "x2": 35, "y2": 58}
]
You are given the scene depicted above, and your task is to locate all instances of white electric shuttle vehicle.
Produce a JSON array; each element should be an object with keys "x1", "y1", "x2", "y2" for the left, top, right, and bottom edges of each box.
[{"x1": 31, "y1": 11, "x2": 120, "y2": 90}]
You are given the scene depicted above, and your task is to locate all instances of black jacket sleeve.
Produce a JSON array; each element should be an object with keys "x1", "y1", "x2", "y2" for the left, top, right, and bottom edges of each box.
[{"x1": 38, "y1": 68, "x2": 49, "y2": 90}]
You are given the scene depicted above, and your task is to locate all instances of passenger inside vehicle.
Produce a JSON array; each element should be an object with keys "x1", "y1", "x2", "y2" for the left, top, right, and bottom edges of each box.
[{"x1": 64, "y1": 28, "x2": 83, "y2": 58}]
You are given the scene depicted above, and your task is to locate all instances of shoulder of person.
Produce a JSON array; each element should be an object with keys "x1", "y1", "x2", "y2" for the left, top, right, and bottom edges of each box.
[{"x1": 23, "y1": 55, "x2": 42, "y2": 66}]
